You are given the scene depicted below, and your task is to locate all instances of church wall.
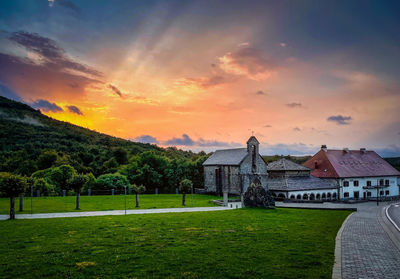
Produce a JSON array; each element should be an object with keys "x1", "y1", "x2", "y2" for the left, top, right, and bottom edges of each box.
[
  {"x1": 240, "y1": 154, "x2": 268, "y2": 192},
  {"x1": 204, "y1": 166, "x2": 217, "y2": 193}
]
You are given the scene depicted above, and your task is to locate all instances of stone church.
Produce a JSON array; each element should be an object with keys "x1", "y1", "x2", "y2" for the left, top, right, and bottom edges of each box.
[{"x1": 202, "y1": 136, "x2": 268, "y2": 195}]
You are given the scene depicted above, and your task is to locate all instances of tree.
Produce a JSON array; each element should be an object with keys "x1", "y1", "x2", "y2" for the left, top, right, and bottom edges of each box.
[
  {"x1": 179, "y1": 179, "x2": 193, "y2": 206},
  {"x1": 132, "y1": 184, "x2": 146, "y2": 207},
  {"x1": 113, "y1": 147, "x2": 128, "y2": 165},
  {"x1": 33, "y1": 178, "x2": 55, "y2": 196},
  {"x1": 82, "y1": 173, "x2": 96, "y2": 192},
  {"x1": 37, "y1": 150, "x2": 58, "y2": 170},
  {"x1": 0, "y1": 173, "x2": 28, "y2": 219},
  {"x1": 68, "y1": 174, "x2": 87, "y2": 210},
  {"x1": 95, "y1": 173, "x2": 130, "y2": 191},
  {"x1": 48, "y1": 165, "x2": 77, "y2": 193}
]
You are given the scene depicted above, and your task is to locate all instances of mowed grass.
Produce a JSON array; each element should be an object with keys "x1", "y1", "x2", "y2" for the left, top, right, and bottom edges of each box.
[
  {"x1": 0, "y1": 194, "x2": 217, "y2": 214},
  {"x1": 0, "y1": 208, "x2": 350, "y2": 279}
]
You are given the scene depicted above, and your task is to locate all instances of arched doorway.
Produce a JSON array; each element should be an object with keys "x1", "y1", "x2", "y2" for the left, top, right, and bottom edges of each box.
[
  {"x1": 303, "y1": 194, "x2": 308, "y2": 200},
  {"x1": 278, "y1": 193, "x2": 286, "y2": 200},
  {"x1": 322, "y1": 193, "x2": 326, "y2": 200},
  {"x1": 310, "y1": 193, "x2": 315, "y2": 200},
  {"x1": 327, "y1": 193, "x2": 331, "y2": 200},
  {"x1": 290, "y1": 194, "x2": 295, "y2": 199},
  {"x1": 316, "y1": 193, "x2": 321, "y2": 200},
  {"x1": 332, "y1": 193, "x2": 337, "y2": 200},
  {"x1": 296, "y1": 194, "x2": 301, "y2": 200}
]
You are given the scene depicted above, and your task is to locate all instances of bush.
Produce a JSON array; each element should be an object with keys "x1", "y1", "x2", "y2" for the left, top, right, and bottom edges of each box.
[{"x1": 33, "y1": 178, "x2": 55, "y2": 196}]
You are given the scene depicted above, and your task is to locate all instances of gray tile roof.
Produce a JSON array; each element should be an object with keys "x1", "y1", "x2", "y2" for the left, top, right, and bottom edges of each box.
[
  {"x1": 268, "y1": 175, "x2": 337, "y2": 191},
  {"x1": 203, "y1": 148, "x2": 248, "y2": 166},
  {"x1": 267, "y1": 158, "x2": 311, "y2": 171}
]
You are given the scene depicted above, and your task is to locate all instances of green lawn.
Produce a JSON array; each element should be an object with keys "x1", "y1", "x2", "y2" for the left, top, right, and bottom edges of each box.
[
  {"x1": 0, "y1": 194, "x2": 217, "y2": 214},
  {"x1": 0, "y1": 208, "x2": 350, "y2": 279}
]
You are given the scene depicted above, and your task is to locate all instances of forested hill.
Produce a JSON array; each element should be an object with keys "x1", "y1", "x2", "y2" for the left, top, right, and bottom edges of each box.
[{"x1": 0, "y1": 96, "x2": 208, "y2": 193}]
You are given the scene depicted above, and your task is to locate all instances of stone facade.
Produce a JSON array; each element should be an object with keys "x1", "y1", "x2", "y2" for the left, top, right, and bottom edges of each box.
[{"x1": 203, "y1": 136, "x2": 268, "y2": 195}]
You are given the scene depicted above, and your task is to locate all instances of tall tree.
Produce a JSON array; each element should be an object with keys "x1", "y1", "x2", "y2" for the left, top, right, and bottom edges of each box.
[
  {"x1": 179, "y1": 179, "x2": 193, "y2": 206},
  {"x1": 67, "y1": 174, "x2": 87, "y2": 210},
  {"x1": 132, "y1": 184, "x2": 146, "y2": 207},
  {"x1": 0, "y1": 173, "x2": 27, "y2": 219}
]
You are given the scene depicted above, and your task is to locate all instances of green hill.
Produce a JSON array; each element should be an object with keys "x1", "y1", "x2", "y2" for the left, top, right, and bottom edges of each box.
[{"x1": 0, "y1": 96, "x2": 207, "y2": 192}]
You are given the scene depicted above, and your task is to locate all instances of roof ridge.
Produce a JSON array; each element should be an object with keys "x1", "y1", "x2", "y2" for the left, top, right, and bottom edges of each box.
[{"x1": 215, "y1": 147, "x2": 246, "y2": 152}]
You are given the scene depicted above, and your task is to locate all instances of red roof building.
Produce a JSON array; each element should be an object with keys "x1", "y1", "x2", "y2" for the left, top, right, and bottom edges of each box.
[
  {"x1": 304, "y1": 147, "x2": 400, "y2": 178},
  {"x1": 303, "y1": 146, "x2": 400, "y2": 200}
]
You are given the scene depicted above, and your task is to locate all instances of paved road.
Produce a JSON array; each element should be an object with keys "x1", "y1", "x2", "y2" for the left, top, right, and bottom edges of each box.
[
  {"x1": 340, "y1": 202, "x2": 400, "y2": 279},
  {"x1": 0, "y1": 206, "x2": 233, "y2": 220},
  {"x1": 387, "y1": 203, "x2": 400, "y2": 231}
]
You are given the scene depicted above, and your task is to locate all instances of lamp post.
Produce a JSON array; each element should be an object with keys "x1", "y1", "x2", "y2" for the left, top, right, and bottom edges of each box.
[
  {"x1": 376, "y1": 183, "x2": 379, "y2": 206},
  {"x1": 124, "y1": 186, "x2": 127, "y2": 215}
]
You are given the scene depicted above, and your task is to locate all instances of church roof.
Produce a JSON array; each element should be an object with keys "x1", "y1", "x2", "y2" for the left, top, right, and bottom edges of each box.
[
  {"x1": 268, "y1": 175, "x2": 337, "y2": 191},
  {"x1": 203, "y1": 148, "x2": 248, "y2": 166},
  {"x1": 267, "y1": 158, "x2": 310, "y2": 171}
]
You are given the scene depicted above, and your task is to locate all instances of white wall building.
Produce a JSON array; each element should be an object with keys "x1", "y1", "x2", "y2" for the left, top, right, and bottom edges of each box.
[{"x1": 304, "y1": 146, "x2": 400, "y2": 200}]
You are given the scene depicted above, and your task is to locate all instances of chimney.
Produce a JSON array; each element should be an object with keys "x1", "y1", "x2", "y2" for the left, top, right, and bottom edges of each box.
[
  {"x1": 321, "y1": 145, "x2": 327, "y2": 152},
  {"x1": 360, "y1": 148, "x2": 366, "y2": 154},
  {"x1": 343, "y1": 148, "x2": 349, "y2": 153}
]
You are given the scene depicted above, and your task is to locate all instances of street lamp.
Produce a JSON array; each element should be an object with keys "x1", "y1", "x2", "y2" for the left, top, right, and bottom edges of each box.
[{"x1": 124, "y1": 185, "x2": 127, "y2": 215}]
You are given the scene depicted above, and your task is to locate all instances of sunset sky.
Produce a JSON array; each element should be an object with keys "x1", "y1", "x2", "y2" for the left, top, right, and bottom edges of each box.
[{"x1": 0, "y1": 0, "x2": 399, "y2": 156}]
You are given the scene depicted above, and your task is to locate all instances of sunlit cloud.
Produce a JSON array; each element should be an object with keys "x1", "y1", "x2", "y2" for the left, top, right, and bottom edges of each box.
[{"x1": 218, "y1": 47, "x2": 277, "y2": 81}]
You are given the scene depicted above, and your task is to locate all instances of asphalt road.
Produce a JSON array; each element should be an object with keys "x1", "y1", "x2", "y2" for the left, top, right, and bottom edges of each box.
[{"x1": 387, "y1": 203, "x2": 400, "y2": 231}]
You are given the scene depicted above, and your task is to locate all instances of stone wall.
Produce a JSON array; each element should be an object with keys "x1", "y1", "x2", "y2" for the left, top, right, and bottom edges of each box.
[{"x1": 240, "y1": 154, "x2": 268, "y2": 192}]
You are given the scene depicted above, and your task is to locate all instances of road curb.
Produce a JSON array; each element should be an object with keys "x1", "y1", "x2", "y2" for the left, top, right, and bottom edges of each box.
[
  {"x1": 385, "y1": 203, "x2": 400, "y2": 232},
  {"x1": 332, "y1": 212, "x2": 354, "y2": 279}
]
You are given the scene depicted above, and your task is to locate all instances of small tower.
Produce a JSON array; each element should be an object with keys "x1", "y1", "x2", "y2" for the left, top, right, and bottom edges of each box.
[{"x1": 247, "y1": 136, "x2": 259, "y2": 173}]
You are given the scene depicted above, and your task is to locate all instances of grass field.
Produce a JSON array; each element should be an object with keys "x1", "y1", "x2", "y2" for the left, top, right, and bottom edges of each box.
[
  {"x1": 0, "y1": 194, "x2": 217, "y2": 214},
  {"x1": 0, "y1": 208, "x2": 350, "y2": 279}
]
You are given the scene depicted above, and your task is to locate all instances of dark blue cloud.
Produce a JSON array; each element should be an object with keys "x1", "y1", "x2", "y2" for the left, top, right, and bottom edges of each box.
[
  {"x1": 32, "y1": 99, "x2": 63, "y2": 112},
  {"x1": 132, "y1": 135, "x2": 159, "y2": 144},
  {"x1": 9, "y1": 31, "x2": 102, "y2": 78},
  {"x1": 164, "y1": 134, "x2": 194, "y2": 146},
  {"x1": 67, "y1": 105, "x2": 83, "y2": 115},
  {"x1": 327, "y1": 115, "x2": 352, "y2": 125}
]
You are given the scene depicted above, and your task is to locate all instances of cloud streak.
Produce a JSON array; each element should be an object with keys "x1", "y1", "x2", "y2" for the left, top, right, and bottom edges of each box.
[
  {"x1": 108, "y1": 84, "x2": 123, "y2": 97},
  {"x1": 67, "y1": 105, "x2": 83, "y2": 115}
]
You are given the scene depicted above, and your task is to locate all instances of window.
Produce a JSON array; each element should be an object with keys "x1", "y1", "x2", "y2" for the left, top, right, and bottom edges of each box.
[
  {"x1": 367, "y1": 181, "x2": 371, "y2": 187},
  {"x1": 344, "y1": 192, "x2": 349, "y2": 198},
  {"x1": 385, "y1": 190, "x2": 390, "y2": 196},
  {"x1": 354, "y1": 191, "x2": 359, "y2": 199},
  {"x1": 367, "y1": 192, "x2": 371, "y2": 197},
  {"x1": 380, "y1": 190, "x2": 384, "y2": 196},
  {"x1": 385, "y1": 180, "x2": 390, "y2": 186},
  {"x1": 343, "y1": 181, "x2": 349, "y2": 187},
  {"x1": 379, "y1": 179, "x2": 384, "y2": 186},
  {"x1": 353, "y1": 180, "x2": 359, "y2": 187}
]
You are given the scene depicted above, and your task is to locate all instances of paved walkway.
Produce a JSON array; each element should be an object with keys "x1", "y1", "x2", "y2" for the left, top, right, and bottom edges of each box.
[
  {"x1": 0, "y1": 206, "x2": 233, "y2": 220},
  {"x1": 339, "y1": 202, "x2": 400, "y2": 279}
]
